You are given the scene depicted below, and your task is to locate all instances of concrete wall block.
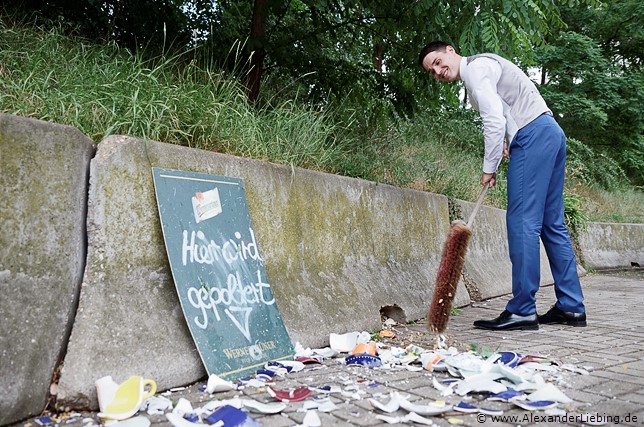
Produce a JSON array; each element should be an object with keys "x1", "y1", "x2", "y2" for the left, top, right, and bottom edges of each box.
[
  {"x1": 0, "y1": 114, "x2": 95, "y2": 425},
  {"x1": 56, "y1": 135, "x2": 459, "y2": 410},
  {"x1": 579, "y1": 222, "x2": 644, "y2": 270},
  {"x1": 455, "y1": 198, "x2": 554, "y2": 301}
]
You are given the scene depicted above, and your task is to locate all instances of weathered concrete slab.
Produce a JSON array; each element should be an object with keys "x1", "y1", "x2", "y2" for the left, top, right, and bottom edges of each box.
[
  {"x1": 455, "y1": 198, "x2": 555, "y2": 301},
  {"x1": 0, "y1": 114, "x2": 95, "y2": 424},
  {"x1": 579, "y1": 222, "x2": 644, "y2": 270},
  {"x1": 56, "y1": 135, "x2": 459, "y2": 410}
]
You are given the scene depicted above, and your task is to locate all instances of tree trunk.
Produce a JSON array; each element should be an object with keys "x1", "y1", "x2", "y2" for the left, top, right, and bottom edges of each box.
[
  {"x1": 373, "y1": 42, "x2": 383, "y2": 72},
  {"x1": 248, "y1": 0, "x2": 268, "y2": 102}
]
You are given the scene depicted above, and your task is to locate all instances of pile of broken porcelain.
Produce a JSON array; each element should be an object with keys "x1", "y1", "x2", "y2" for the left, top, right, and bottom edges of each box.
[{"x1": 33, "y1": 330, "x2": 593, "y2": 427}]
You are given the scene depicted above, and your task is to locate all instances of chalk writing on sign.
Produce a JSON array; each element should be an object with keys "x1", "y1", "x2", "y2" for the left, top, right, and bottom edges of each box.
[{"x1": 152, "y1": 168, "x2": 293, "y2": 379}]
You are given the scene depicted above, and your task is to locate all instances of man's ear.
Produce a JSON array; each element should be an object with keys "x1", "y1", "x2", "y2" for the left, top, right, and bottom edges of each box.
[{"x1": 446, "y1": 45, "x2": 455, "y2": 54}]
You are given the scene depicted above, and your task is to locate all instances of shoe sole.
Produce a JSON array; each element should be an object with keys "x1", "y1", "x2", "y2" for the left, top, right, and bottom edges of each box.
[
  {"x1": 540, "y1": 320, "x2": 587, "y2": 327},
  {"x1": 474, "y1": 324, "x2": 539, "y2": 331}
]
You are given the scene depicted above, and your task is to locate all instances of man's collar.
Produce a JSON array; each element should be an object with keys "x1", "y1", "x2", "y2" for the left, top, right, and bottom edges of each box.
[{"x1": 459, "y1": 56, "x2": 468, "y2": 81}]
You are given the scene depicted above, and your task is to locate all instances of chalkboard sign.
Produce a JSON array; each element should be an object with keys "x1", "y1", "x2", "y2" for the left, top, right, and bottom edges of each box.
[{"x1": 152, "y1": 168, "x2": 293, "y2": 379}]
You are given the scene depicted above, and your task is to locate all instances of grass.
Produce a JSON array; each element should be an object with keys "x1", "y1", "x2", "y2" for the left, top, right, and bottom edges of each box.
[
  {"x1": 1, "y1": 17, "x2": 642, "y2": 223},
  {"x1": 581, "y1": 187, "x2": 644, "y2": 224},
  {"x1": 0, "y1": 19, "x2": 344, "y2": 172}
]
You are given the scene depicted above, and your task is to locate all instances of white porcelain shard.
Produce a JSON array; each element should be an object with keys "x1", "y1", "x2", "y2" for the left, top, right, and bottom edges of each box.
[
  {"x1": 301, "y1": 410, "x2": 321, "y2": 427},
  {"x1": 294, "y1": 342, "x2": 314, "y2": 358},
  {"x1": 241, "y1": 399, "x2": 287, "y2": 414},
  {"x1": 329, "y1": 332, "x2": 360, "y2": 353},
  {"x1": 519, "y1": 362, "x2": 559, "y2": 372},
  {"x1": 490, "y1": 363, "x2": 528, "y2": 384},
  {"x1": 165, "y1": 413, "x2": 206, "y2": 427},
  {"x1": 456, "y1": 372, "x2": 506, "y2": 396},
  {"x1": 313, "y1": 347, "x2": 339, "y2": 358},
  {"x1": 317, "y1": 401, "x2": 339, "y2": 413},
  {"x1": 140, "y1": 395, "x2": 173, "y2": 415},
  {"x1": 404, "y1": 412, "x2": 435, "y2": 425},
  {"x1": 398, "y1": 395, "x2": 452, "y2": 416},
  {"x1": 95, "y1": 376, "x2": 120, "y2": 413},
  {"x1": 279, "y1": 360, "x2": 306, "y2": 372},
  {"x1": 375, "y1": 415, "x2": 402, "y2": 424},
  {"x1": 513, "y1": 372, "x2": 546, "y2": 392},
  {"x1": 561, "y1": 364, "x2": 590, "y2": 375},
  {"x1": 201, "y1": 397, "x2": 244, "y2": 412},
  {"x1": 205, "y1": 374, "x2": 236, "y2": 394},
  {"x1": 527, "y1": 383, "x2": 572, "y2": 403},
  {"x1": 444, "y1": 352, "x2": 485, "y2": 378},
  {"x1": 432, "y1": 377, "x2": 456, "y2": 397},
  {"x1": 368, "y1": 392, "x2": 401, "y2": 413},
  {"x1": 172, "y1": 398, "x2": 193, "y2": 416}
]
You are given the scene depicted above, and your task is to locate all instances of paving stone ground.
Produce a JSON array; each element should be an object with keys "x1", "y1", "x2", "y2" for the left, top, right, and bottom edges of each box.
[{"x1": 17, "y1": 269, "x2": 644, "y2": 427}]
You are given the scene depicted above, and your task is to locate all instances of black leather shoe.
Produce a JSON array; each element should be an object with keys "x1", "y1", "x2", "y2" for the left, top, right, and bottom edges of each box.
[
  {"x1": 538, "y1": 305, "x2": 587, "y2": 327},
  {"x1": 473, "y1": 310, "x2": 539, "y2": 331}
]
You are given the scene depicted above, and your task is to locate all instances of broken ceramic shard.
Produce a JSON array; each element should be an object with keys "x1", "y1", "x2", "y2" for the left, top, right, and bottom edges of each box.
[
  {"x1": 398, "y1": 395, "x2": 452, "y2": 416},
  {"x1": 453, "y1": 401, "x2": 478, "y2": 413},
  {"x1": 487, "y1": 388, "x2": 525, "y2": 402},
  {"x1": 345, "y1": 354, "x2": 382, "y2": 368},
  {"x1": 97, "y1": 376, "x2": 157, "y2": 421},
  {"x1": 165, "y1": 413, "x2": 205, "y2": 427},
  {"x1": 204, "y1": 405, "x2": 260, "y2": 426},
  {"x1": 455, "y1": 372, "x2": 507, "y2": 395},
  {"x1": 95, "y1": 376, "x2": 120, "y2": 413},
  {"x1": 368, "y1": 392, "x2": 402, "y2": 413},
  {"x1": 267, "y1": 386, "x2": 312, "y2": 402},
  {"x1": 352, "y1": 341, "x2": 377, "y2": 355},
  {"x1": 329, "y1": 332, "x2": 360, "y2": 352},
  {"x1": 526, "y1": 383, "x2": 572, "y2": 403},
  {"x1": 205, "y1": 374, "x2": 235, "y2": 393},
  {"x1": 140, "y1": 395, "x2": 173, "y2": 415},
  {"x1": 494, "y1": 351, "x2": 522, "y2": 368},
  {"x1": 171, "y1": 398, "x2": 193, "y2": 416},
  {"x1": 241, "y1": 399, "x2": 287, "y2": 414},
  {"x1": 511, "y1": 399, "x2": 558, "y2": 411},
  {"x1": 432, "y1": 376, "x2": 456, "y2": 396},
  {"x1": 302, "y1": 410, "x2": 322, "y2": 427}
]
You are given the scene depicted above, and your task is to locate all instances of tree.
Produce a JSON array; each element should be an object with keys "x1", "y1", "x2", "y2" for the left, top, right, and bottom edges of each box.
[
  {"x1": 3, "y1": 0, "x2": 190, "y2": 55},
  {"x1": 193, "y1": 0, "x2": 578, "y2": 124},
  {"x1": 536, "y1": 2, "x2": 643, "y2": 187}
]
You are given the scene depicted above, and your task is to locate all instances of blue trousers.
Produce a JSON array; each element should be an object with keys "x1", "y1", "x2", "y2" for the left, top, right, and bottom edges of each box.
[{"x1": 505, "y1": 114, "x2": 585, "y2": 316}]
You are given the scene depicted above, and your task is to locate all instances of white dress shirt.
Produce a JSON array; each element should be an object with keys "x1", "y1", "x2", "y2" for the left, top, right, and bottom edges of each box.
[{"x1": 459, "y1": 55, "x2": 550, "y2": 174}]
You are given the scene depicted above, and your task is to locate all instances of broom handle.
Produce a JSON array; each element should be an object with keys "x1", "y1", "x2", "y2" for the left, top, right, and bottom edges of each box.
[{"x1": 467, "y1": 183, "x2": 489, "y2": 228}]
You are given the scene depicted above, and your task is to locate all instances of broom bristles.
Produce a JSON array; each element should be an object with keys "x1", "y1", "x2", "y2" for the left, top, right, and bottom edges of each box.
[{"x1": 428, "y1": 220, "x2": 473, "y2": 333}]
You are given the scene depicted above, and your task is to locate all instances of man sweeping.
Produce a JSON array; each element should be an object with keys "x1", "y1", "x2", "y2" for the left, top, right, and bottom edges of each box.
[{"x1": 418, "y1": 41, "x2": 587, "y2": 330}]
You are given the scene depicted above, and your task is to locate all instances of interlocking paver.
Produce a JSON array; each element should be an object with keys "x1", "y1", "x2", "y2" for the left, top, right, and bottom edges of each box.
[{"x1": 15, "y1": 270, "x2": 644, "y2": 427}]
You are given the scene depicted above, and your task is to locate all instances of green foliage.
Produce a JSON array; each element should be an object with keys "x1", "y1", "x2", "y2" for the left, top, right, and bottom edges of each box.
[
  {"x1": 536, "y1": 2, "x2": 644, "y2": 187},
  {"x1": 2, "y1": 0, "x2": 191, "y2": 55},
  {"x1": 565, "y1": 138, "x2": 628, "y2": 190},
  {"x1": 1, "y1": 14, "x2": 641, "y2": 225},
  {"x1": 0, "y1": 19, "x2": 343, "y2": 171},
  {"x1": 563, "y1": 191, "x2": 588, "y2": 239}
]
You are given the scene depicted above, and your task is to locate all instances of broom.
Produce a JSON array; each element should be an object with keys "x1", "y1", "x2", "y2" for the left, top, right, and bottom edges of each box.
[{"x1": 428, "y1": 183, "x2": 490, "y2": 333}]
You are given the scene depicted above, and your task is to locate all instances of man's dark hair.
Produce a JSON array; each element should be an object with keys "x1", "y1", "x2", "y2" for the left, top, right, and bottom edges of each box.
[{"x1": 418, "y1": 41, "x2": 449, "y2": 67}]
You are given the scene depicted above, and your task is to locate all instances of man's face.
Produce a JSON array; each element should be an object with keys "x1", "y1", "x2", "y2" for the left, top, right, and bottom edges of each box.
[{"x1": 421, "y1": 46, "x2": 460, "y2": 82}]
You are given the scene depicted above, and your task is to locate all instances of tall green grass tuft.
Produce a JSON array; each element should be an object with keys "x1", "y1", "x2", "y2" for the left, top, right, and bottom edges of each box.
[{"x1": 0, "y1": 19, "x2": 343, "y2": 172}]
